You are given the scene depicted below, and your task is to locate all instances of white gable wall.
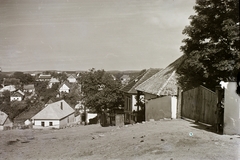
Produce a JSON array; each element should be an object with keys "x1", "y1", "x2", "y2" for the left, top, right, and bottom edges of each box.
[
  {"x1": 68, "y1": 77, "x2": 76, "y2": 83},
  {"x1": 59, "y1": 84, "x2": 70, "y2": 93}
]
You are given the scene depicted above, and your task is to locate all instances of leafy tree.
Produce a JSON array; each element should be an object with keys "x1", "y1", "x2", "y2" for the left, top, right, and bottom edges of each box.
[
  {"x1": 79, "y1": 68, "x2": 124, "y2": 113},
  {"x1": 62, "y1": 84, "x2": 81, "y2": 107},
  {"x1": 12, "y1": 72, "x2": 34, "y2": 85},
  {"x1": 0, "y1": 73, "x2": 9, "y2": 85},
  {"x1": 178, "y1": 0, "x2": 239, "y2": 91},
  {"x1": 34, "y1": 81, "x2": 48, "y2": 96},
  {"x1": 2, "y1": 90, "x2": 10, "y2": 103}
]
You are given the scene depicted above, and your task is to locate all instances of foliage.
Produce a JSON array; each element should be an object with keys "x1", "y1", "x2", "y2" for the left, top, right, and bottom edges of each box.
[
  {"x1": 2, "y1": 78, "x2": 21, "y2": 86},
  {"x1": 0, "y1": 73, "x2": 9, "y2": 85},
  {"x1": 178, "y1": 0, "x2": 240, "y2": 91},
  {"x1": 61, "y1": 84, "x2": 81, "y2": 107},
  {"x1": 79, "y1": 68, "x2": 124, "y2": 113},
  {"x1": 12, "y1": 72, "x2": 34, "y2": 85},
  {"x1": 0, "y1": 101, "x2": 28, "y2": 120},
  {"x1": 2, "y1": 90, "x2": 10, "y2": 103}
]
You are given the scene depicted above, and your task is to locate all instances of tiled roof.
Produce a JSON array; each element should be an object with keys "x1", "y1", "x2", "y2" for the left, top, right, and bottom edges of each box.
[
  {"x1": 0, "y1": 85, "x2": 16, "y2": 92},
  {"x1": 135, "y1": 55, "x2": 186, "y2": 96},
  {"x1": 50, "y1": 78, "x2": 60, "y2": 83},
  {"x1": 59, "y1": 81, "x2": 72, "y2": 89},
  {"x1": 31, "y1": 100, "x2": 75, "y2": 120},
  {"x1": 23, "y1": 84, "x2": 35, "y2": 90},
  {"x1": 120, "y1": 68, "x2": 161, "y2": 94},
  {"x1": 39, "y1": 74, "x2": 51, "y2": 79},
  {"x1": 11, "y1": 91, "x2": 24, "y2": 97}
]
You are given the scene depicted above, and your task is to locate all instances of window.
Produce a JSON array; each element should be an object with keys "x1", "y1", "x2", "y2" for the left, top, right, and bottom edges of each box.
[
  {"x1": 41, "y1": 122, "x2": 45, "y2": 127},
  {"x1": 49, "y1": 122, "x2": 53, "y2": 126}
]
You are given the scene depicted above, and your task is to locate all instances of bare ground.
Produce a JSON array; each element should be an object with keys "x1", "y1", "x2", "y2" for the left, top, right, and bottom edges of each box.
[{"x1": 0, "y1": 119, "x2": 239, "y2": 160}]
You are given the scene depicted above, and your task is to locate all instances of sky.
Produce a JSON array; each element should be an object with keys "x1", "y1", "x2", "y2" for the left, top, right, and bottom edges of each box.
[{"x1": 0, "y1": 0, "x2": 196, "y2": 72}]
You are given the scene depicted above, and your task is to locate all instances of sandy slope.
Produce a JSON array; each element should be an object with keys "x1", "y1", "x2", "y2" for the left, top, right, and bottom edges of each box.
[{"x1": 0, "y1": 119, "x2": 239, "y2": 160}]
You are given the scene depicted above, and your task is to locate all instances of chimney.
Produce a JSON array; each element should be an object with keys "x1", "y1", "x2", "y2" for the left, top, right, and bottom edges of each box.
[{"x1": 60, "y1": 102, "x2": 63, "y2": 110}]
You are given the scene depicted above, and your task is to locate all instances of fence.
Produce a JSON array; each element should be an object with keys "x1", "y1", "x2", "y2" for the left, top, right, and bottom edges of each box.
[{"x1": 181, "y1": 86, "x2": 217, "y2": 125}]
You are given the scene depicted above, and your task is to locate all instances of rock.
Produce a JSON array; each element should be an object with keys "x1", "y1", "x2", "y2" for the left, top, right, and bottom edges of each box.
[
  {"x1": 161, "y1": 139, "x2": 164, "y2": 141},
  {"x1": 140, "y1": 140, "x2": 144, "y2": 142},
  {"x1": 98, "y1": 134, "x2": 105, "y2": 137}
]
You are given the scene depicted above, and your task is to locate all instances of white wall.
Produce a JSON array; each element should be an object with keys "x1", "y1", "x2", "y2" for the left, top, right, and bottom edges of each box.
[
  {"x1": 10, "y1": 96, "x2": 22, "y2": 101},
  {"x1": 86, "y1": 113, "x2": 98, "y2": 123},
  {"x1": 223, "y1": 82, "x2": 240, "y2": 135},
  {"x1": 171, "y1": 96, "x2": 177, "y2": 119},
  {"x1": 59, "y1": 84, "x2": 70, "y2": 93},
  {"x1": 33, "y1": 120, "x2": 60, "y2": 128}
]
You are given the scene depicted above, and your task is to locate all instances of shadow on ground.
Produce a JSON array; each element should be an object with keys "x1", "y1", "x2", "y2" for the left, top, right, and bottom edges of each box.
[{"x1": 182, "y1": 118, "x2": 223, "y2": 135}]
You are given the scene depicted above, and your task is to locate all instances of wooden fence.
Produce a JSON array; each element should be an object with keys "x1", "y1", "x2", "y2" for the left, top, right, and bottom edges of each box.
[{"x1": 181, "y1": 86, "x2": 217, "y2": 125}]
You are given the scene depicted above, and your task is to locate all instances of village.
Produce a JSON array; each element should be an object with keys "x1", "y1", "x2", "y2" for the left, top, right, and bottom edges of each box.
[
  {"x1": 0, "y1": 55, "x2": 239, "y2": 159},
  {"x1": 0, "y1": 0, "x2": 239, "y2": 159}
]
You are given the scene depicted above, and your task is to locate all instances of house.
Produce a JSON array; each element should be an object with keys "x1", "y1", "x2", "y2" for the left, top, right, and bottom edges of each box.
[
  {"x1": 59, "y1": 81, "x2": 71, "y2": 93},
  {"x1": 0, "y1": 111, "x2": 13, "y2": 130},
  {"x1": 67, "y1": 74, "x2": 77, "y2": 83},
  {"x1": 135, "y1": 55, "x2": 186, "y2": 121},
  {"x1": 10, "y1": 90, "x2": 25, "y2": 101},
  {"x1": 120, "y1": 68, "x2": 161, "y2": 123},
  {"x1": 48, "y1": 77, "x2": 60, "y2": 88},
  {"x1": 31, "y1": 100, "x2": 75, "y2": 129},
  {"x1": 23, "y1": 84, "x2": 35, "y2": 93},
  {"x1": 120, "y1": 75, "x2": 131, "y2": 86},
  {"x1": 37, "y1": 74, "x2": 51, "y2": 81}
]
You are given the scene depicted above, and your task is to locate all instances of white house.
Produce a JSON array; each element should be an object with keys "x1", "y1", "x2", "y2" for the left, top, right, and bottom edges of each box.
[
  {"x1": 0, "y1": 111, "x2": 13, "y2": 130},
  {"x1": 23, "y1": 84, "x2": 35, "y2": 93},
  {"x1": 59, "y1": 81, "x2": 71, "y2": 93},
  {"x1": 67, "y1": 74, "x2": 77, "y2": 83},
  {"x1": 48, "y1": 78, "x2": 60, "y2": 88},
  {"x1": 10, "y1": 90, "x2": 25, "y2": 101},
  {"x1": 31, "y1": 100, "x2": 75, "y2": 129}
]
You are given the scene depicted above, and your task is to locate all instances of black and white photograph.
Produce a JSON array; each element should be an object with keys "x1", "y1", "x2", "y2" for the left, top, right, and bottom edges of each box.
[{"x1": 0, "y1": 0, "x2": 239, "y2": 159}]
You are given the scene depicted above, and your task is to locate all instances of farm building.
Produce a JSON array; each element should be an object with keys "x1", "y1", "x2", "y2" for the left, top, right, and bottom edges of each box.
[
  {"x1": 136, "y1": 55, "x2": 186, "y2": 121},
  {"x1": 31, "y1": 100, "x2": 75, "y2": 129}
]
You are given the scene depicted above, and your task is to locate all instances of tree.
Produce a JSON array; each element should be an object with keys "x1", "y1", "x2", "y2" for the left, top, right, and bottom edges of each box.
[
  {"x1": 79, "y1": 68, "x2": 124, "y2": 113},
  {"x1": 2, "y1": 90, "x2": 10, "y2": 103},
  {"x1": 177, "y1": 0, "x2": 239, "y2": 91},
  {"x1": 12, "y1": 72, "x2": 34, "y2": 85}
]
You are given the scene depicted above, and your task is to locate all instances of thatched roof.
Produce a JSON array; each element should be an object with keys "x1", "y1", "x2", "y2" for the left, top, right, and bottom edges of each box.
[
  {"x1": 120, "y1": 68, "x2": 161, "y2": 94},
  {"x1": 135, "y1": 55, "x2": 186, "y2": 96}
]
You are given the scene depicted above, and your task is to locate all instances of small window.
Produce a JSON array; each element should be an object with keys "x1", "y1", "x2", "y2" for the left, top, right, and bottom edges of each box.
[
  {"x1": 41, "y1": 122, "x2": 45, "y2": 127},
  {"x1": 49, "y1": 122, "x2": 53, "y2": 126}
]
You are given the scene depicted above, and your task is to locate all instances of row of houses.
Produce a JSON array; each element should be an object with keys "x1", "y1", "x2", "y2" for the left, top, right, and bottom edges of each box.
[
  {"x1": 121, "y1": 55, "x2": 240, "y2": 135},
  {"x1": 121, "y1": 55, "x2": 186, "y2": 123},
  {"x1": 0, "y1": 76, "x2": 79, "y2": 102}
]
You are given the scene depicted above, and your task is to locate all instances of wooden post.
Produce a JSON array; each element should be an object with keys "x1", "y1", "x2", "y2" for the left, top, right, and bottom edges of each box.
[
  {"x1": 177, "y1": 87, "x2": 182, "y2": 119},
  {"x1": 215, "y1": 85, "x2": 223, "y2": 133}
]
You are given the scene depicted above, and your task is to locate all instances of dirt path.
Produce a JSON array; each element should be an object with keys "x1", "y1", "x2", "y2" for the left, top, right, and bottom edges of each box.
[{"x1": 0, "y1": 119, "x2": 239, "y2": 160}]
